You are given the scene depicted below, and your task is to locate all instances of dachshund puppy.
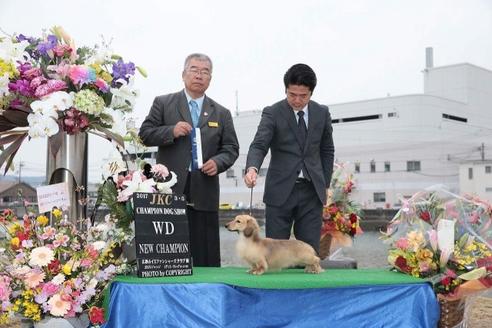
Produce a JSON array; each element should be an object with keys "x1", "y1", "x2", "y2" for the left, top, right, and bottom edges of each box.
[{"x1": 225, "y1": 215, "x2": 323, "y2": 275}]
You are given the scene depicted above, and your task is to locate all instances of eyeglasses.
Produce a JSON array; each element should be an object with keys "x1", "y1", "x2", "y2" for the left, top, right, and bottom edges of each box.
[{"x1": 187, "y1": 68, "x2": 211, "y2": 77}]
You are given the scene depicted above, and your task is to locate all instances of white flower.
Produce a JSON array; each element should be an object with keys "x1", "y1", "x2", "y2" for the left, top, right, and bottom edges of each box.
[
  {"x1": 0, "y1": 73, "x2": 10, "y2": 97},
  {"x1": 156, "y1": 171, "x2": 178, "y2": 194},
  {"x1": 0, "y1": 39, "x2": 29, "y2": 62},
  {"x1": 51, "y1": 273, "x2": 66, "y2": 285},
  {"x1": 110, "y1": 76, "x2": 138, "y2": 110},
  {"x1": 102, "y1": 148, "x2": 127, "y2": 178},
  {"x1": 103, "y1": 107, "x2": 127, "y2": 137},
  {"x1": 85, "y1": 43, "x2": 113, "y2": 65},
  {"x1": 30, "y1": 91, "x2": 72, "y2": 117},
  {"x1": 118, "y1": 172, "x2": 156, "y2": 201},
  {"x1": 91, "y1": 241, "x2": 107, "y2": 251},
  {"x1": 87, "y1": 278, "x2": 98, "y2": 290},
  {"x1": 29, "y1": 246, "x2": 55, "y2": 267},
  {"x1": 48, "y1": 294, "x2": 71, "y2": 317},
  {"x1": 27, "y1": 113, "x2": 59, "y2": 138}
]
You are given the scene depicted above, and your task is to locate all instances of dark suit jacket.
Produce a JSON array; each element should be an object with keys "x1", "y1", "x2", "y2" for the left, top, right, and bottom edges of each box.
[
  {"x1": 246, "y1": 99, "x2": 334, "y2": 206},
  {"x1": 139, "y1": 90, "x2": 239, "y2": 211}
]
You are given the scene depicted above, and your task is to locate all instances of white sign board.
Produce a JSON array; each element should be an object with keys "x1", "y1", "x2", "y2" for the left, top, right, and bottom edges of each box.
[
  {"x1": 36, "y1": 182, "x2": 71, "y2": 213},
  {"x1": 437, "y1": 219, "x2": 455, "y2": 253}
]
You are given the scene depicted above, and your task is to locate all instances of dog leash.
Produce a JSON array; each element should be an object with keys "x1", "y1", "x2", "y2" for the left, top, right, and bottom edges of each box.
[{"x1": 249, "y1": 186, "x2": 254, "y2": 216}]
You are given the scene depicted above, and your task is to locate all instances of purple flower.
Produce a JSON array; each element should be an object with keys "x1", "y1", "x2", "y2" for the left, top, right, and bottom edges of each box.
[
  {"x1": 112, "y1": 59, "x2": 135, "y2": 84},
  {"x1": 36, "y1": 35, "x2": 58, "y2": 57},
  {"x1": 16, "y1": 34, "x2": 36, "y2": 44},
  {"x1": 9, "y1": 79, "x2": 33, "y2": 97}
]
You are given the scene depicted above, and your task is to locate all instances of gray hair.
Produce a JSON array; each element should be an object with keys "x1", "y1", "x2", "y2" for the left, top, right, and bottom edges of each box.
[{"x1": 183, "y1": 53, "x2": 213, "y2": 72}]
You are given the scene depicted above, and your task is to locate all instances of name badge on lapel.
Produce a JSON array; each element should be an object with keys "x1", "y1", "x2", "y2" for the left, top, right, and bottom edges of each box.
[{"x1": 208, "y1": 121, "x2": 219, "y2": 128}]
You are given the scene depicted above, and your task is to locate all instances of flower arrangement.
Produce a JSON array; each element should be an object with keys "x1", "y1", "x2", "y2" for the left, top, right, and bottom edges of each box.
[
  {"x1": 382, "y1": 188, "x2": 492, "y2": 300},
  {"x1": 319, "y1": 163, "x2": 363, "y2": 258},
  {"x1": 0, "y1": 207, "x2": 129, "y2": 326},
  {"x1": 0, "y1": 26, "x2": 146, "y2": 173},
  {"x1": 96, "y1": 150, "x2": 177, "y2": 236}
]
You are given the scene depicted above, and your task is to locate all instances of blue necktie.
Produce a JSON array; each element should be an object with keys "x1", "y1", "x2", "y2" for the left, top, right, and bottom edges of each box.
[{"x1": 190, "y1": 100, "x2": 200, "y2": 127}]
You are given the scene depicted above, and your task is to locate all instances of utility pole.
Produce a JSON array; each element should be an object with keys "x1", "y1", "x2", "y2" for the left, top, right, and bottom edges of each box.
[
  {"x1": 18, "y1": 161, "x2": 24, "y2": 183},
  {"x1": 481, "y1": 143, "x2": 485, "y2": 161}
]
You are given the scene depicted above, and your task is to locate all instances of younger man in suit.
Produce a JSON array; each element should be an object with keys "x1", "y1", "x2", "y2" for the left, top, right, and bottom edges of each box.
[
  {"x1": 244, "y1": 64, "x2": 334, "y2": 253},
  {"x1": 139, "y1": 53, "x2": 239, "y2": 266}
]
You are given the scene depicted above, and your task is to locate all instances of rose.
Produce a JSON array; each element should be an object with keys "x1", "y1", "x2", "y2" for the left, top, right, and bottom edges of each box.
[
  {"x1": 419, "y1": 211, "x2": 431, "y2": 223},
  {"x1": 395, "y1": 256, "x2": 411, "y2": 273},
  {"x1": 47, "y1": 259, "x2": 61, "y2": 275},
  {"x1": 89, "y1": 306, "x2": 105, "y2": 325}
]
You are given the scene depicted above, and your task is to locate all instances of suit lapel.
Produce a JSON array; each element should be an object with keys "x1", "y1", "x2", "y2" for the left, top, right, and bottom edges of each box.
[
  {"x1": 178, "y1": 91, "x2": 193, "y2": 125},
  {"x1": 199, "y1": 96, "x2": 215, "y2": 128},
  {"x1": 281, "y1": 100, "x2": 304, "y2": 150}
]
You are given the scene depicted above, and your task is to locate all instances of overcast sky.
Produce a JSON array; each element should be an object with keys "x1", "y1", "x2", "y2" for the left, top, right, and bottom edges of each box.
[{"x1": 1, "y1": 0, "x2": 491, "y2": 181}]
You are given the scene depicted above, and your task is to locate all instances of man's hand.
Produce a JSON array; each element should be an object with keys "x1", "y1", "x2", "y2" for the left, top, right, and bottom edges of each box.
[
  {"x1": 325, "y1": 188, "x2": 332, "y2": 207},
  {"x1": 173, "y1": 121, "x2": 192, "y2": 138},
  {"x1": 244, "y1": 168, "x2": 257, "y2": 188},
  {"x1": 201, "y1": 159, "x2": 218, "y2": 176}
]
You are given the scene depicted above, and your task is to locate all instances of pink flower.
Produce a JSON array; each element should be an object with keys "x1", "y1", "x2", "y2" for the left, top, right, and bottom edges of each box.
[
  {"x1": 0, "y1": 275, "x2": 12, "y2": 302},
  {"x1": 395, "y1": 237, "x2": 409, "y2": 250},
  {"x1": 53, "y1": 44, "x2": 72, "y2": 57},
  {"x1": 69, "y1": 65, "x2": 95, "y2": 85},
  {"x1": 41, "y1": 226, "x2": 57, "y2": 240},
  {"x1": 151, "y1": 164, "x2": 169, "y2": 178},
  {"x1": 80, "y1": 259, "x2": 93, "y2": 267},
  {"x1": 48, "y1": 294, "x2": 71, "y2": 317},
  {"x1": 25, "y1": 269, "x2": 46, "y2": 288},
  {"x1": 34, "y1": 79, "x2": 68, "y2": 98},
  {"x1": 95, "y1": 78, "x2": 109, "y2": 92},
  {"x1": 53, "y1": 233, "x2": 69, "y2": 248}
]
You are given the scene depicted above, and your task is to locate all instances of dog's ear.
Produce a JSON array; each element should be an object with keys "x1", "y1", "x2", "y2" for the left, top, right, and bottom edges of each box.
[{"x1": 243, "y1": 226, "x2": 254, "y2": 237}]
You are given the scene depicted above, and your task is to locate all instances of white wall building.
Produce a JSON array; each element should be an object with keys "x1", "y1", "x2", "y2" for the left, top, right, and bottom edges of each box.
[
  {"x1": 220, "y1": 53, "x2": 492, "y2": 209},
  {"x1": 459, "y1": 160, "x2": 492, "y2": 202}
]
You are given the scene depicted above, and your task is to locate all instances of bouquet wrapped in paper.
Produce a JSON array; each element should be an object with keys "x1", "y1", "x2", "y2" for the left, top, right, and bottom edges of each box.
[
  {"x1": 320, "y1": 163, "x2": 363, "y2": 259},
  {"x1": 382, "y1": 187, "x2": 492, "y2": 301}
]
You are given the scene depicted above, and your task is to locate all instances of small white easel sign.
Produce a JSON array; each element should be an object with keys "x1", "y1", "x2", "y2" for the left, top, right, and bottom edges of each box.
[{"x1": 36, "y1": 182, "x2": 70, "y2": 213}]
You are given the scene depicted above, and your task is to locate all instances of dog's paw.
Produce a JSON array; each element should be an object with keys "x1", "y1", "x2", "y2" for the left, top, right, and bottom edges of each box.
[{"x1": 305, "y1": 265, "x2": 324, "y2": 274}]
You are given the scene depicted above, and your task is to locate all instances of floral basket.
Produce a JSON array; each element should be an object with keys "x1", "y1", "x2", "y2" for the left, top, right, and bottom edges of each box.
[
  {"x1": 382, "y1": 187, "x2": 492, "y2": 327},
  {"x1": 320, "y1": 163, "x2": 363, "y2": 259},
  {"x1": 0, "y1": 207, "x2": 129, "y2": 327},
  {"x1": 438, "y1": 297, "x2": 467, "y2": 328}
]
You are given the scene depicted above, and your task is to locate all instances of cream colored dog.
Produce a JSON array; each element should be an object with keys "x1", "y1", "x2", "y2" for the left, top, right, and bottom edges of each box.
[{"x1": 225, "y1": 215, "x2": 324, "y2": 275}]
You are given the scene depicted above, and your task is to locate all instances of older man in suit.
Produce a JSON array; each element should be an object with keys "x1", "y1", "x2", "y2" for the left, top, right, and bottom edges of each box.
[
  {"x1": 244, "y1": 64, "x2": 334, "y2": 253},
  {"x1": 139, "y1": 53, "x2": 239, "y2": 267}
]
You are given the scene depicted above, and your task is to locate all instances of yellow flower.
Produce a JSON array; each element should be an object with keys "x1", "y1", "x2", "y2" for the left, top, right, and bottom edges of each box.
[
  {"x1": 62, "y1": 263, "x2": 72, "y2": 275},
  {"x1": 407, "y1": 230, "x2": 425, "y2": 252},
  {"x1": 10, "y1": 237, "x2": 20, "y2": 248},
  {"x1": 8, "y1": 223, "x2": 21, "y2": 235},
  {"x1": 52, "y1": 208, "x2": 63, "y2": 218},
  {"x1": 416, "y1": 248, "x2": 433, "y2": 260},
  {"x1": 0, "y1": 59, "x2": 18, "y2": 78},
  {"x1": 36, "y1": 215, "x2": 49, "y2": 226}
]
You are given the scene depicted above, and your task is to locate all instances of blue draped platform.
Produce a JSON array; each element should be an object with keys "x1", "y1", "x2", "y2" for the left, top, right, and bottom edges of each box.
[{"x1": 102, "y1": 267, "x2": 440, "y2": 328}]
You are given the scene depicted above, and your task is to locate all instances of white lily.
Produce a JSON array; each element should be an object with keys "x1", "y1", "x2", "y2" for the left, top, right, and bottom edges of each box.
[
  {"x1": 102, "y1": 148, "x2": 127, "y2": 178},
  {"x1": 103, "y1": 107, "x2": 127, "y2": 137},
  {"x1": 110, "y1": 76, "x2": 139, "y2": 110},
  {"x1": 156, "y1": 171, "x2": 178, "y2": 194},
  {"x1": 118, "y1": 172, "x2": 156, "y2": 201},
  {"x1": 0, "y1": 38, "x2": 29, "y2": 62}
]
